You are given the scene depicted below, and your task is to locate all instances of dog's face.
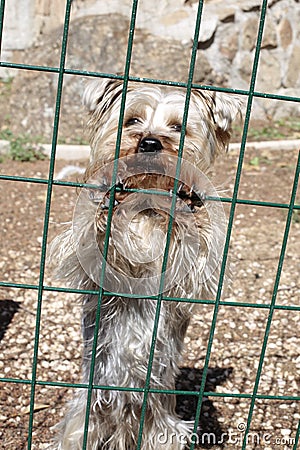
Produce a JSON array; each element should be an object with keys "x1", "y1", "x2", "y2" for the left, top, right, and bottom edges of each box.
[
  {"x1": 83, "y1": 79, "x2": 241, "y2": 173},
  {"x1": 68, "y1": 79, "x2": 242, "y2": 296}
]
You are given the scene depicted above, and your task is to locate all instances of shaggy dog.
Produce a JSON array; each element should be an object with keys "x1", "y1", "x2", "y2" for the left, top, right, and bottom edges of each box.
[{"x1": 49, "y1": 79, "x2": 241, "y2": 450}]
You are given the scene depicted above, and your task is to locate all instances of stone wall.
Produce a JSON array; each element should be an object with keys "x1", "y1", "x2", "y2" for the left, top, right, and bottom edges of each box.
[
  {"x1": 1, "y1": 0, "x2": 65, "y2": 62},
  {"x1": 1, "y1": 0, "x2": 300, "y2": 121}
]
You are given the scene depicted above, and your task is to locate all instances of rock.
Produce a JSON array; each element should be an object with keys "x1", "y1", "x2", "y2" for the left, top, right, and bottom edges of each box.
[
  {"x1": 198, "y1": 16, "x2": 218, "y2": 44},
  {"x1": 256, "y1": 49, "x2": 282, "y2": 91},
  {"x1": 185, "y1": 0, "x2": 222, "y2": 4},
  {"x1": 160, "y1": 9, "x2": 189, "y2": 27},
  {"x1": 278, "y1": 18, "x2": 293, "y2": 48},
  {"x1": 218, "y1": 7, "x2": 236, "y2": 23},
  {"x1": 219, "y1": 25, "x2": 239, "y2": 61},
  {"x1": 285, "y1": 45, "x2": 300, "y2": 87},
  {"x1": 242, "y1": 17, "x2": 258, "y2": 51},
  {"x1": 238, "y1": 53, "x2": 253, "y2": 84},
  {"x1": 269, "y1": 0, "x2": 282, "y2": 6},
  {"x1": 261, "y1": 16, "x2": 278, "y2": 49},
  {"x1": 193, "y1": 52, "x2": 213, "y2": 83},
  {"x1": 242, "y1": 14, "x2": 277, "y2": 52},
  {"x1": 241, "y1": 1, "x2": 261, "y2": 12}
]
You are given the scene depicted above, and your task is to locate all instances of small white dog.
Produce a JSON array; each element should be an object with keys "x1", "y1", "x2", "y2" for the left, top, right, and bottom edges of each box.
[{"x1": 49, "y1": 79, "x2": 241, "y2": 450}]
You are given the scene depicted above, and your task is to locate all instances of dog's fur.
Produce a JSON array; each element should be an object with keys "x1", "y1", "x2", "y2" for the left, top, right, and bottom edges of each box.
[{"x1": 49, "y1": 79, "x2": 241, "y2": 450}]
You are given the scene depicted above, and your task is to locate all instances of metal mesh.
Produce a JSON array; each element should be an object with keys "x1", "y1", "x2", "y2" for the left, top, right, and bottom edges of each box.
[{"x1": 0, "y1": 0, "x2": 299, "y2": 449}]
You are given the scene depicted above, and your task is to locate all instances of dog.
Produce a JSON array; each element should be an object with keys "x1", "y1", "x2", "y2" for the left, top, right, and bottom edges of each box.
[{"x1": 49, "y1": 78, "x2": 241, "y2": 450}]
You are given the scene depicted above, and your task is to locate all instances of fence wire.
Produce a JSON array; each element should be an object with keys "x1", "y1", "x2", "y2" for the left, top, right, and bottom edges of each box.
[{"x1": 0, "y1": 0, "x2": 300, "y2": 449}]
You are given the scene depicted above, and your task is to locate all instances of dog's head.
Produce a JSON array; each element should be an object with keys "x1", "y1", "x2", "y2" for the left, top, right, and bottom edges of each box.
[
  {"x1": 83, "y1": 78, "x2": 241, "y2": 172},
  {"x1": 51, "y1": 79, "x2": 241, "y2": 295}
]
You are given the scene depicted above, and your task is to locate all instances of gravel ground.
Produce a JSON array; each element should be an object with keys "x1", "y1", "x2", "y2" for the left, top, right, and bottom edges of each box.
[{"x1": 0, "y1": 147, "x2": 299, "y2": 449}]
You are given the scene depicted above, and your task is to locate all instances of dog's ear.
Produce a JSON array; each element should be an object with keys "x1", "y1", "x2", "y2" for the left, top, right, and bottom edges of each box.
[
  {"x1": 192, "y1": 89, "x2": 242, "y2": 151},
  {"x1": 83, "y1": 78, "x2": 124, "y2": 114},
  {"x1": 213, "y1": 92, "x2": 242, "y2": 132},
  {"x1": 212, "y1": 92, "x2": 242, "y2": 150}
]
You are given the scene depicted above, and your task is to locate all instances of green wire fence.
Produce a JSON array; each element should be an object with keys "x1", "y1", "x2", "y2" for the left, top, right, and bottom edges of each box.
[{"x1": 0, "y1": 0, "x2": 299, "y2": 449}]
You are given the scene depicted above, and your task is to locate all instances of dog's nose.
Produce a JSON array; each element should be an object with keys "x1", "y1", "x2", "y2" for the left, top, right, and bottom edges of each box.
[{"x1": 138, "y1": 137, "x2": 163, "y2": 153}]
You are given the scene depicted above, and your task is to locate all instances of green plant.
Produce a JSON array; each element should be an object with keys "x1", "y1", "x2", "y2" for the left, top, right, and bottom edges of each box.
[
  {"x1": 58, "y1": 136, "x2": 89, "y2": 145},
  {"x1": 0, "y1": 129, "x2": 47, "y2": 162},
  {"x1": 0, "y1": 77, "x2": 13, "y2": 95},
  {"x1": 248, "y1": 126, "x2": 286, "y2": 140},
  {"x1": 249, "y1": 155, "x2": 271, "y2": 167},
  {"x1": 292, "y1": 209, "x2": 300, "y2": 223},
  {"x1": 232, "y1": 117, "x2": 300, "y2": 142}
]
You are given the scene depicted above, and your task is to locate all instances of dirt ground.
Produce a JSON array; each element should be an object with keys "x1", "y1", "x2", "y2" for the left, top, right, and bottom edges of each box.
[{"x1": 0, "y1": 146, "x2": 299, "y2": 449}]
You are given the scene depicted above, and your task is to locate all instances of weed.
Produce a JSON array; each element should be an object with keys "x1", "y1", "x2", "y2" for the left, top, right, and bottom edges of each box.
[
  {"x1": 292, "y1": 210, "x2": 300, "y2": 224},
  {"x1": 0, "y1": 129, "x2": 47, "y2": 162},
  {"x1": 249, "y1": 155, "x2": 271, "y2": 166},
  {"x1": 0, "y1": 77, "x2": 13, "y2": 94},
  {"x1": 232, "y1": 117, "x2": 300, "y2": 142},
  {"x1": 248, "y1": 126, "x2": 286, "y2": 140},
  {"x1": 58, "y1": 136, "x2": 89, "y2": 145}
]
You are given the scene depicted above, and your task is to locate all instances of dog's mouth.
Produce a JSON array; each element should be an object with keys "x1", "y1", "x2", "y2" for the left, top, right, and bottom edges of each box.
[{"x1": 89, "y1": 174, "x2": 205, "y2": 213}]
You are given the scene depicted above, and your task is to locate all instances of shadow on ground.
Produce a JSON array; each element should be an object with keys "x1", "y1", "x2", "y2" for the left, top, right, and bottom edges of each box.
[
  {"x1": 0, "y1": 299, "x2": 21, "y2": 341},
  {"x1": 176, "y1": 366, "x2": 233, "y2": 448}
]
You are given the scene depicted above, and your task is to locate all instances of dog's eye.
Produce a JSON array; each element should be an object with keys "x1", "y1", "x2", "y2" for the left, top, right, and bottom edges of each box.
[
  {"x1": 171, "y1": 124, "x2": 182, "y2": 132},
  {"x1": 125, "y1": 117, "x2": 142, "y2": 127}
]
